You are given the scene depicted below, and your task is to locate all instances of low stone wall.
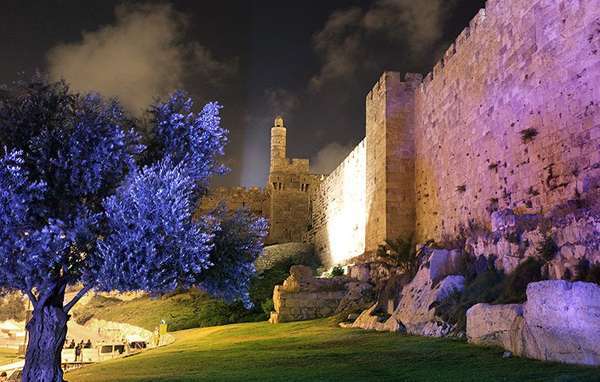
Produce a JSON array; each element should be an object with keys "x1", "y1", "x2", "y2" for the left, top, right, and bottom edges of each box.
[
  {"x1": 467, "y1": 280, "x2": 600, "y2": 366},
  {"x1": 269, "y1": 265, "x2": 373, "y2": 323}
]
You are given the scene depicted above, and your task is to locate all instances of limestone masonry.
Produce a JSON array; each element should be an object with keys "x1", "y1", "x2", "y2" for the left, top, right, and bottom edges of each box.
[{"x1": 202, "y1": 0, "x2": 600, "y2": 267}]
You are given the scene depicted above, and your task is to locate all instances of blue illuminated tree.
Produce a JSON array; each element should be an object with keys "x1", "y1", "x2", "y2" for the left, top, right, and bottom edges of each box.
[{"x1": 0, "y1": 80, "x2": 266, "y2": 382}]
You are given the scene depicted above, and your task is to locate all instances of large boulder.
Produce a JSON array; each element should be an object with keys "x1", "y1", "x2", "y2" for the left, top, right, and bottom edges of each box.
[
  {"x1": 350, "y1": 303, "x2": 405, "y2": 332},
  {"x1": 392, "y1": 267, "x2": 465, "y2": 336},
  {"x1": 335, "y1": 281, "x2": 374, "y2": 314},
  {"x1": 467, "y1": 280, "x2": 600, "y2": 366},
  {"x1": 467, "y1": 303, "x2": 523, "y2": 349},
  {"x1": 428, "y1": 249, "x2": 464, "y2": 284},
  {"x1": 516, "y1": 281, "x2": 600, "y2": 365},
  {"x1": 351, "y1": 304, "x2": 386, "y2": 331}
]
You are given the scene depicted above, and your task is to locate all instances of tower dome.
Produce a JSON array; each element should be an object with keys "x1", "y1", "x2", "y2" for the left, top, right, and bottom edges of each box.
[{"x1": 274, "y1": 116, "x2": 284, "y2": 127}]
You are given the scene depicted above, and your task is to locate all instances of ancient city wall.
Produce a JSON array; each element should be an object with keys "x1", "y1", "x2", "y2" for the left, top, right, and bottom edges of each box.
[
  {"x1": 308, "y1": 0, "x2": 600, "y2": 265},
  {"x1": 414, "y1": 0, "x2": 600, "y2": 242},
  {"x1": 197, "y1": 186, "x2": 269, "y2": 218},
  {"x1": 308, "y1": 140, "x2": 366, "y2": 266}
]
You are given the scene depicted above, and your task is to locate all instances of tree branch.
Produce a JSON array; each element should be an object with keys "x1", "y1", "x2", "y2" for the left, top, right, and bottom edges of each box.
[
  {"x1": 63, "y1": 284, "x2": 93, "y2": 313},
  {"x1": 25, "y1": 289, "x2": 37, "y2": 309}
]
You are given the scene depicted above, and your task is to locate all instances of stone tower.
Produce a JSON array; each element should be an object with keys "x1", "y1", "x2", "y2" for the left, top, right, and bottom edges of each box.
[
  {"x1": 270, "y1": 116, "x2": 286, "y2": 172},
  {"x1": 267, "y1": 116, "x2": 318, "y2": 244},
  {"x1": 365, "y1": 72, "x2": 421, "y2": 251}
]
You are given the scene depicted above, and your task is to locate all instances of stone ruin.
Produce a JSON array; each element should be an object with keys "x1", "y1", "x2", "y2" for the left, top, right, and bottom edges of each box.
[{"x1": 268, "y1": 265, "x2": 373, "y2": 324}]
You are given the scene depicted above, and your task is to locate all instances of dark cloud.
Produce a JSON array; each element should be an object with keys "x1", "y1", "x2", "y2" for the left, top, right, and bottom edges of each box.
[
  {"x1": 47, "y1": 3, "x2": 236, "y2": 115},
  {"x1": 240, "y1": 0, "x2": 461, "y2": 185},
  {"x1": 310, "y1": 0, "x2": 455, "y2": 91}
]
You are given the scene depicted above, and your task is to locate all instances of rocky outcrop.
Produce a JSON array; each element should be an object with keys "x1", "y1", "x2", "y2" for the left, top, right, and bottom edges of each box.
[
  {"x1": 392, "y1": 267, "x2": 465, "y2": 337},
  {"x1": 335, "y1": 281, "x2": 375, "y2": 314},
  {"x1": 269, "y1": 265, "x2": 373, "y2": 323},
  {"x1": 350, "y1": 249, "x2": 466, "y2": 337},
  {"x1": 468, "y1": 208, "x2": 600, "y2": 278},
  {"x1": 467, "y1": 280, "x2": 600, "y2": 366},
  {"x1": 350, "y1": 304, "x2": 405, "y2": 332}
]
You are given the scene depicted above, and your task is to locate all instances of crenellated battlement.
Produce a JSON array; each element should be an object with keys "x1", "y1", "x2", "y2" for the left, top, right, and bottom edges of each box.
[{"x1": 420, "y1": 6, "x2": 493, "y2": 93}]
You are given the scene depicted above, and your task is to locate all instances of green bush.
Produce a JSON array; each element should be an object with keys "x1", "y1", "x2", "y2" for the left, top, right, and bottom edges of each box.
[
  {"x1": 261, "y1": 299, "x2": 274, "y2": 316},
  {"x1": 330, "y1": 265, "x2": 344, "y2": 277}
]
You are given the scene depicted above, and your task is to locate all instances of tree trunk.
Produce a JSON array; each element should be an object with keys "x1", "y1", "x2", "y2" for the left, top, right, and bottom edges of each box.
[{"x1": 22, "y1": 292, "x2": 68, "y2": 382}]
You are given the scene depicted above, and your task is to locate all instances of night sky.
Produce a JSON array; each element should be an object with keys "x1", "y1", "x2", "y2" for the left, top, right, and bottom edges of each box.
[{"x1": 0, "y1": 0, "x2": 485, "y2": 187}]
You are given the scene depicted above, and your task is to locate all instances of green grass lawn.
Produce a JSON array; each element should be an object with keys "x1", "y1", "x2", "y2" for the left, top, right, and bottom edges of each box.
[
  {"x1": 0, "y1": 348, "x2": 18, "y2": 366},
  {"x1": 67, "y1": 319, "x2": 600, "y2": 382}
]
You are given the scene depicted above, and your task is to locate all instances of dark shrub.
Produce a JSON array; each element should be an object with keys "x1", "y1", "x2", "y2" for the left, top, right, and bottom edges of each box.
[
  {"x1": 437, "y1": 256, "x2": 547, "y2": 333},
  {"x1": 537, "y1": 235, "x2": 558, "y2": 261},
  {"x1": 587, "y1": 264, "x2": 600, "y2": 285},
  {"x1": 520, "y1": 128, "x2": 538, "y2": 143},
  {"x1": 377, "y1": 236, "x2": 419, "y2": 277},
  {"x1": 495, "y1": 257, "x2": 544, "y2": 304},
  {"x1": 575, "y1": 259, "x2": 600, "y2": 285},
  {"x1": 435, "y1": 267, "x2": 506, "y2": 333}
]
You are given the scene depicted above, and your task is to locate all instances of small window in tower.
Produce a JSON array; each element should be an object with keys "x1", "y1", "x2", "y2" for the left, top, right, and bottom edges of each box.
[
  {"x1": 273, "y1": 182, "x2": 277, "y2": 189},
  {"x1": 305, "y1": 184, "x2": 309, "y2": 192}
]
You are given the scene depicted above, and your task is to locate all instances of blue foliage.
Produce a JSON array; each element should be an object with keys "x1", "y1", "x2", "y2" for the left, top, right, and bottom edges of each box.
[
  {"x1": 0, "y1": 79, "x2": 266, "y2": 311},
  {"x1": 150, "y1": 91, "x2": 228, "y2": 186},
  {"x1": 64, "y1": 94, "x2": 144, "y2": 197},
  {"x1": 200, "y1": 206, "x2": 269, "y2": 308},
  {"x1": 96, "y1": 159, "x2": 214, "y2": 292}
]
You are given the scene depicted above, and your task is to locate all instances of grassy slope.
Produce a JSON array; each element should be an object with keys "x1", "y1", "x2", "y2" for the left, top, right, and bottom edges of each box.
[
  {"x1": 67, "y1": 319, "x2": 600, "y2": 382},
  {"x1": 74, "y1": 291, "x2": 257, "y2": 332},
  {"x1": 74, "y1": 244, "x2": 317, "y2": 332},
  {"x1": 0, "y1": 349, "x2": 17, "y2": 366}
]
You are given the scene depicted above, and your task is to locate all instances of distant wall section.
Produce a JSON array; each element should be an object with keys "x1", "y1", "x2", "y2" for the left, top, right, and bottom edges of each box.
[
  {"x1": 308, "y1": 140, "x2": 366, "y2": 266},
  {"x1": 197, "y1": 186, "x2": 269, "y2": 218}
]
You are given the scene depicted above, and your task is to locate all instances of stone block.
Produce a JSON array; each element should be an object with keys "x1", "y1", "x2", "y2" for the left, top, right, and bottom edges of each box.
[
  {"x1": 467, "y1": 280, "x2": 600, "y2": 366},
  {"x1": 466, "y1": 303, "x2": 523, "y2": 348}
]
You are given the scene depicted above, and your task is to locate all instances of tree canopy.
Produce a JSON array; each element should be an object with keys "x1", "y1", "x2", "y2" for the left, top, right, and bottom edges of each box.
[{"x1": 0, "y1": 78, "x2": 267, "y2": 310}]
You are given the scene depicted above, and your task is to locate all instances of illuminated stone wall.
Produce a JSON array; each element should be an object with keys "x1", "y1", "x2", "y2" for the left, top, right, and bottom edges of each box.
[
  {"x1": 197, "y1": 186, "x2": 269, "y2": 218},
  {"x1": 308, "y1": 0, "x2": 600, "y2": 265},
  {"x1": 414, "y1": 0, "x2": 600, "y2": 242},
  {"x1": 308, "y1": 140, "x2": 366, "y2": 266}
]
